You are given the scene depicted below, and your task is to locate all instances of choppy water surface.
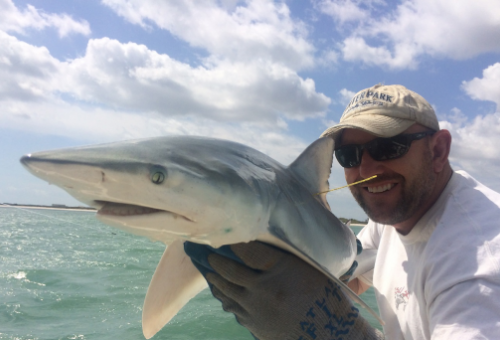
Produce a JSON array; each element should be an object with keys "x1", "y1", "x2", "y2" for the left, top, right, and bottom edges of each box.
[{"x1": 0, "y1": 208, "x2": 379, "y2": 340}]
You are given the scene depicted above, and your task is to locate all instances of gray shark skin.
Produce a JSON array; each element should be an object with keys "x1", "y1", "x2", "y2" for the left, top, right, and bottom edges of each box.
[{"x1": 20, "y1": 135, "x2": 381, "y2": 338}]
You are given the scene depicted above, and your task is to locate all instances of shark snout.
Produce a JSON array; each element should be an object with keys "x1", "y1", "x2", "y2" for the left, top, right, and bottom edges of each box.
[{"x1": 20, "y1": 154, "x2": 107, "y2": 189}]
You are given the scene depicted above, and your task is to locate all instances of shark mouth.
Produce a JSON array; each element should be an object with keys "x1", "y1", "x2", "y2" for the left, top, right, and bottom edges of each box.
[
  {"x1": 96, "y1": 201, "x2": 163, "y2": 217},
  {"x1": 95, "y1": 201, "x2": 194, "y2": 222}
]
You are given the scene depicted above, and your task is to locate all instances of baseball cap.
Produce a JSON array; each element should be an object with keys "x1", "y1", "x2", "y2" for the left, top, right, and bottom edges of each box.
[{"x1": 320, "y1": 84, "x2": 440, "y2": 142}]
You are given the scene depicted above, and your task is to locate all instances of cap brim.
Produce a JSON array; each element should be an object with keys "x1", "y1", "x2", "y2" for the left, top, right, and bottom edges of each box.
[{"x1": 321, "y1": 115, "x2": 416, "y2": 142}]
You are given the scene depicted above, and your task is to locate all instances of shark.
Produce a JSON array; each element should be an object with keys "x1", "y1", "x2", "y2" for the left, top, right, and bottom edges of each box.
[{"x1": 20, "y1": 135, "x2": 381, "y2": 338}]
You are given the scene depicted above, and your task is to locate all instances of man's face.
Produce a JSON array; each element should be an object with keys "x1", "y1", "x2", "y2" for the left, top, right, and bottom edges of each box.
[{"x1": 341, "y1": 125, "x2": 437, "y2": 226}]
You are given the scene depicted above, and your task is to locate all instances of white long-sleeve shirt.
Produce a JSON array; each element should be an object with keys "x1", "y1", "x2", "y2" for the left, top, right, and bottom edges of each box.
[{"x1": 356, "y1": 171, "x2": 500, "y2": 339}]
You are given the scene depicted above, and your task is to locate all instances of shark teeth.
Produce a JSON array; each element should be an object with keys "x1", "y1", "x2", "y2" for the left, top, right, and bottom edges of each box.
[
  {"x1": 98, "y1": 202, "x2": 162, "y2": 216},
  {"x1": 367, "y1": 183, "x2": 394, "y2": 193}
]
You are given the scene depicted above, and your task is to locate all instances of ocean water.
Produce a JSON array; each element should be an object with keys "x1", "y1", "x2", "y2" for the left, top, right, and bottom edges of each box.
[{"x1": 0, "y1": 207, "x2": 380, "y2": 340}]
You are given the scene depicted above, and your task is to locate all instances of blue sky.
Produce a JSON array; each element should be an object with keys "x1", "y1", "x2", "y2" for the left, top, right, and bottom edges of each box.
[{"x1": 1, "y1": 0, "x2": 500, "y2": 220}]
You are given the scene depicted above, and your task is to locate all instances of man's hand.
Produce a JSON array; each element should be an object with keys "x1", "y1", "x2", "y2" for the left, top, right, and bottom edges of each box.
[{"x1": 184, "y1": 241, "x2": 383, "y2": 340}]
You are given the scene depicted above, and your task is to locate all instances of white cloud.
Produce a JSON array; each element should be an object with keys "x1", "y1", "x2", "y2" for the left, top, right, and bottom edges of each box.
[
  {"x1": 441, "y1": 110, "x2": 500, "y2": 191},
  {"x1": 338, "y1": 88, "x2": 356, "y2": 106},
  {"x1": 314, "y1": 0, "x2": 370, "y2": 24},
  {"x1": 318, "y1": 87, "x2": 359, "y2": 134},
  {"x1": 342, "y1": 36, "x2": 418, "y2": 69},
  {"x1": 0, "y1": 32, "x2": 330, "y2": 124},
  {"x1": 317, "y1": 49, "x2": 340, "y2": 67},
  {"x1": 439, "y1": 63, "x2": 500, "y2": 190},
  {"x1": 102, "y1": 0, "x2": 314, "y2": 69},
  {"x1": 0, "y1": 2, "x2": 330, "y2": 129},
  {"x1": 452, "y1": 63, "x2": 500, "y2": 189},
  {"x1": 442, "y1": 112, "x2": 500, "y2": 163},
  {"x1": 325, "y1": 0, "x2": 500, "y2": 69},
  {"x1": 421, "y1": 63, "x2": 500, "y2": 190},
  {"x1": 63, "y1": 37, "x2": 329, "y2": 122},
  {"x1": 379, "y1": 0, "x2": 500, "y2": 59},
  {"x1": 462, "y1": 63, "x2": 500, "y2": 107},
  {"x1": 0, "y1": 1, "x2": 330, "y2": 189},
  {"x1": 0, "y1": 31, "x2": 61, "y2": 102},
  {"x1": 0, "y1": 0, "x2": 90, "y2": 37},
  {"x1": 0, "y1": 31, "x2": 315, "y2": 165},
  {"x1": 1, "y1": 97, "x2": 308, "y2": 165}
]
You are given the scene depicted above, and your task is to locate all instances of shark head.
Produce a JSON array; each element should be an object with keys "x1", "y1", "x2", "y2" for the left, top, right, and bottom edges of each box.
[{"x1": 20, "y1": 136, "x2": 277, "y2": 246}]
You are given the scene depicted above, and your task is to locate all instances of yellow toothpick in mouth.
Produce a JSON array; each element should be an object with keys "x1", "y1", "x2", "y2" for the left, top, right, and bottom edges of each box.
[{"x1": 315, "y1": 175, "x2": 377, "y2": 195}]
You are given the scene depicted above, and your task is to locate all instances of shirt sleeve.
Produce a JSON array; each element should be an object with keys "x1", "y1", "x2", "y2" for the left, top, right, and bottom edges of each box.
[
  {"x1": 425, "y1": 176, "x2": 500, "y2": 339},
  {"x1": 429, "y1": 278, "x2": 500, "y2": 339}
]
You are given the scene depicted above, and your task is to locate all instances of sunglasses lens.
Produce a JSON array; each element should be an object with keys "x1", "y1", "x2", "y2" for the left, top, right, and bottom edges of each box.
[
  {"x1": 368, "y1": 136, "x2": 410, "y2": 161},
  {"x1": 336, "y1": 132, "x2": 433, "y2": 168},
  {"x1": 335, "y1": 145, "x2": 362, "y2": 168}
]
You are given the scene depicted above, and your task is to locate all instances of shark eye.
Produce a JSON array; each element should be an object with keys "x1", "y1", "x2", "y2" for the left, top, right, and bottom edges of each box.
[{"x1": 151, "y1": 171, "x2": 166, "y2": 184}]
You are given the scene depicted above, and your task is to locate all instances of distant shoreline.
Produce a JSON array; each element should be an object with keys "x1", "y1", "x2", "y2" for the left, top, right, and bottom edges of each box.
[
  {"x1": 0, "y1": 204, "x2": 96, "y2": 212},
  {"x1": 1, "y1": 204, "x2": 367, "y2": 225}
]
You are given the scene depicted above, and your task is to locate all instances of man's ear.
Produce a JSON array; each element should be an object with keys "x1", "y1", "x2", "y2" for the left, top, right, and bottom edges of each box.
[{"x1": 431, "y1": 129, "x2": 452, "y2": 173}]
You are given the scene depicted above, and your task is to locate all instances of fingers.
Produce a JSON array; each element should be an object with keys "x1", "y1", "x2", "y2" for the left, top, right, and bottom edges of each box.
[
  {"x1": 230, "y1": 241, "x2": 287, "y2": 271},
  {"x1": 184, "y1": 242, "x2": 244, "y2": 269},
  {"x1": 208, "y1": 253, "x2": 260, "y2": 286},
  {"x1": 185, "y1": 241, "x2": 289, "y2": 275},
  {"x1": 207, "y1": 272, "x2": 245, "y2": 301},
  {"x1": 211, "y1": 244, "x2": 246, "y2": 265},
  {"x1": 208, "y1": 273, "x2": 248, "y2": 318},
  {"x1": 185, "y1": 242, "x2": 253, "y2": 323}
]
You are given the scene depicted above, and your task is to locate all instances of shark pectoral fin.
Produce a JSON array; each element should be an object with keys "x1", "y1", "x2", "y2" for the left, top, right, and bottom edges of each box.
[{"x1": 142, "y1": 239, "x2": 208, "y2": 339}]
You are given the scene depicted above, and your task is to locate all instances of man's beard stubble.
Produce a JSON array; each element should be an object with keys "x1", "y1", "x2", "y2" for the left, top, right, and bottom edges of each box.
[{"x1": 350, "y1": 148, "x2": 436, "y2": 226}]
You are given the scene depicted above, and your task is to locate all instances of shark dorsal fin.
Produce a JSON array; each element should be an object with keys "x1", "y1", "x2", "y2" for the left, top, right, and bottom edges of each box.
[{"x1": 288, "y1": 137, "x2": 334, "y2": 210}]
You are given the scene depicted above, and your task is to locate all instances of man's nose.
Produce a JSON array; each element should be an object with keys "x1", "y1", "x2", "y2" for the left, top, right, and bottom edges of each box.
[{"x1": 358, "y1": 150, "x2": 385, "y2": 179}]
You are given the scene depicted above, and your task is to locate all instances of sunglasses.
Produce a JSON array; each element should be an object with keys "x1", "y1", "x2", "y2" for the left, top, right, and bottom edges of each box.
[{"x1": 335, "y1": 131, "x2": 435, "y2": 168}]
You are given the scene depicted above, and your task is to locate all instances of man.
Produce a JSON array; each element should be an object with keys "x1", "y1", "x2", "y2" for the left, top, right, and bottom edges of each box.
[{"x1": 185, "y1": 84, "x2": 500, "y2": 339}]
